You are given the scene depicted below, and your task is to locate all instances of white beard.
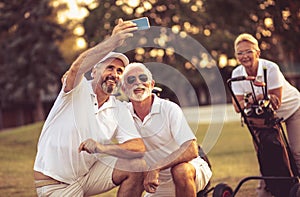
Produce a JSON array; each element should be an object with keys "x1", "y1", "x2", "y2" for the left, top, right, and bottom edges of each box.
[{"x1": 126, "y1": 84, "x2": 151, "y2": 101}]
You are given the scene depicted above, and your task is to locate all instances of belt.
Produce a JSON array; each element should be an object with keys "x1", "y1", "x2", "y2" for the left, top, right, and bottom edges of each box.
[{"x1": 35, "y1": 179, "x2": 65, "y2": 188}]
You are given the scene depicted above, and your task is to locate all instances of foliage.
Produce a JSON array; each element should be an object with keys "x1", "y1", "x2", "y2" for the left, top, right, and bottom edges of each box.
[
  {"x1": 0, "y1": 0, "x2": 67, "y2": 107},
  {"x1": 0, "y1": 0, "x2": 299, "y2": 111},
  {"x1": 82, "y1": 0, "x2": 300, "y2": 106},
  {"x1": 204, "y1": 0, "x2": 300, "y2": 71},
  {"x1": 83, "y1": 0, "x2": 221, "y2": 105}
]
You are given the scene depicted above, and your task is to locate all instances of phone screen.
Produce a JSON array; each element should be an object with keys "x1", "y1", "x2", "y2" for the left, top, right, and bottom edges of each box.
[{"x1": 130, "y1": 17, "x2": 150, "y2": 30}]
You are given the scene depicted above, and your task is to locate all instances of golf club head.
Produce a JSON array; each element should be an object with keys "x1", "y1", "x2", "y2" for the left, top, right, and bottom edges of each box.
[
  {"x1": 258, "y1": 99, "x2": 270, "y2": 108},
  {"x1": 255, "y1": 106, "x2": 264, "y2": 115},
  {"x1": 244, "y1": 108, "x2": 253, "y2": 116}
]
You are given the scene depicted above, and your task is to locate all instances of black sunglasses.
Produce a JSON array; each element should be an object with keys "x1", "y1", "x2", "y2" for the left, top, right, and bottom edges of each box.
[{"x1": 126, "y1": 74, "x2": 149, "y2": 84}]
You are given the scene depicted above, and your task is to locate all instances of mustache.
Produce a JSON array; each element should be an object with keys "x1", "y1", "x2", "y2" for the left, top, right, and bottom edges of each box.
[
  {"x1": 104, "y1": 75, "x2": 117, "y2": 82},
  {"x1": 133, "y1": 84, "x2": 146, "y2": 89}
]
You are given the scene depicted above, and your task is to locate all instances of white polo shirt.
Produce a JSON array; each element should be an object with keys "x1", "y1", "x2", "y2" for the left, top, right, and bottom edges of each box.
[
  {"x1": 34, "y1": 78, "x2": 140, "y2": 184},
  {"x1": 231, "y1": 58, "x2": 300, "y2": 120},
  {"x1": 127, "y1": 95, "x2": 203, "y2": 181}
]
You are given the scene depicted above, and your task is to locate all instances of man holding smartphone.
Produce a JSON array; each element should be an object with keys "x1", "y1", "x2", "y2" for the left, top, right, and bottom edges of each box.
[
  {"x1": 33, "y1": 19, "x2": 146, "y2": 197},
  {"x1": 130, "y1": 17, "x2": 150, "y2": 30}
]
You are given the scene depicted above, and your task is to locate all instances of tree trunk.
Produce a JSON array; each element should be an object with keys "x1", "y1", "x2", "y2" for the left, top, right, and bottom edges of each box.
[{"x1": 34, "y1": 91, "x2": 45, "y2": 122}]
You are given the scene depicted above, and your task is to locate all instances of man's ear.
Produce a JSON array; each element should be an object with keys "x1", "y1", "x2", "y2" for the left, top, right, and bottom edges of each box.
[
  {"x1": 151, "y1": 80, "x2": 155, "y2": 88},
  {"x1": 91, "y1": 68, "x2": 96, "y2": 78}
]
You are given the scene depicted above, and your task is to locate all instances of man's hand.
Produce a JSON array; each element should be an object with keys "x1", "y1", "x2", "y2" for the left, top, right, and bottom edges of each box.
[
  {"x1": 109, "y1": 18, "x2": 137, "y2": 47},
  {"x1": 112, "y1": 18, "x2": 137, "y2": 35},
  {"x1": 143, "y1": 168, "x2": 160, "y2": 193},
  {"x1": 78, "y1": 138, "x2": 104, "y2": 154}
]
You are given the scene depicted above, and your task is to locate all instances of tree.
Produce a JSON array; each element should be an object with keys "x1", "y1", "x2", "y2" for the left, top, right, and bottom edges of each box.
[
  {"x1": 204, "y1": 0, "x2": 300, "y2": 69},
  {"x1": 82, "y1": 0, "x2": 226, "y2": 106},
  {"x1": 0, "y1": 0, "x2": 67, "y2": 123}
]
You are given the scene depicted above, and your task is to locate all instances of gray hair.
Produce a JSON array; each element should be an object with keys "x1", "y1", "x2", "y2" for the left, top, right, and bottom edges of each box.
[{"x1": 121, "y1": 62, "x2": 153, "y2": 85}]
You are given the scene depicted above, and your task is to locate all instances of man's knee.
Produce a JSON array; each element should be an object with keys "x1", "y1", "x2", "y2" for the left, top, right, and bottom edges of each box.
[
  {"x1": 113, "y1": 158, "x2": 146, "y2": 186},
  {"x1": 171, "y1": 162, "x2": 195, "y2": 184},
  {"x1": 115, "y1": 158, "x2": 147, "y2": 172}
]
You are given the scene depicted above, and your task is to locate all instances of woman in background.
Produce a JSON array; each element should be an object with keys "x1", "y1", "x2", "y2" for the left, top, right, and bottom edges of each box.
[{"x1": 231, "y1": 33, "x2": 300, "y2": 197}]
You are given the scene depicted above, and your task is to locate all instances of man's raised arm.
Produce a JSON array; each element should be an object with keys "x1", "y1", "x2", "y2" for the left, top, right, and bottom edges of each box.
[{"x1": 63, "y1": 19, "x2": 137, "y2": 92}]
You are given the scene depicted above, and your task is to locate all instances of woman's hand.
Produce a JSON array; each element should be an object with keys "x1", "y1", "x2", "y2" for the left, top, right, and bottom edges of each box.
[{"x1": 268, "y1": 94, "x2": 280, "y2": 110}]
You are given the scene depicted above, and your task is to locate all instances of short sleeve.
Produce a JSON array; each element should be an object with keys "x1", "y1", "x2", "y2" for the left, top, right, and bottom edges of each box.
[
  {"x1": 114, "y1": 102, "x2": 141, "y2": 143},
  {"x1": 168, "y1": 102, "x2": 196, "y2": 146},
  {"x1": 267, "y1": 64, "x2": 284, "y2": 90}
]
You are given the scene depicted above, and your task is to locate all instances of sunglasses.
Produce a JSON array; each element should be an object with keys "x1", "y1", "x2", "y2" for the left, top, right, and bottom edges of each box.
[{"x1": 126, "y1": 74, "x2": 149, "y2": 84}]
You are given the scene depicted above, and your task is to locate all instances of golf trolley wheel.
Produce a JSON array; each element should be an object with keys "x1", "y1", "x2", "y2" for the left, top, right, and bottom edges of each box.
[
  {"x1": 289, "y1": 182, "x2": 300, "y2": 197},
  {"x1": 213, "y1": 183, "x2": 233, "y2": 197}
]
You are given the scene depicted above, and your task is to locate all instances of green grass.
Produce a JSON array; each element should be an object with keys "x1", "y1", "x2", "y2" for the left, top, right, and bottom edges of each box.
[
  {"x1": 0, "y1": 122, "x2": 43, "y2": 197},
  {"x1": 0, "y1": 121, "x2": 261, "y2": 197}
]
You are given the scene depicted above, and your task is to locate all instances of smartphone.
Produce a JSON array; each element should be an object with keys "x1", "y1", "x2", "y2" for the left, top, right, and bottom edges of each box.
[{"x1": 130, "y1": 17, "x2": 150, "y2": 30}]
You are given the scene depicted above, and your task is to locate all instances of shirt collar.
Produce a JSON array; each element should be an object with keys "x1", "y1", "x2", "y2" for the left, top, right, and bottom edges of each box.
[
  {"x1": 101, "y1": 96, "x2": 116, "y2": 109},
  {"x1": 151, "y1": 94, "x2": 161, "y2": 114},
  {"x1": 88, "y1": 81, "x2": 117, "y2": 112},
  {"x1": 129, "y1": 94, "x2": 161, "y2": 117},
  {"x1": 241, "y1": 59, "x2": 264, "y2": 80}
]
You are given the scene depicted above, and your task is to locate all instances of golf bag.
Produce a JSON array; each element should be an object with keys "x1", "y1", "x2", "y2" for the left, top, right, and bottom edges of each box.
[{"x1": 227, "y1": 68, "x2": 299, "y2": 197}]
